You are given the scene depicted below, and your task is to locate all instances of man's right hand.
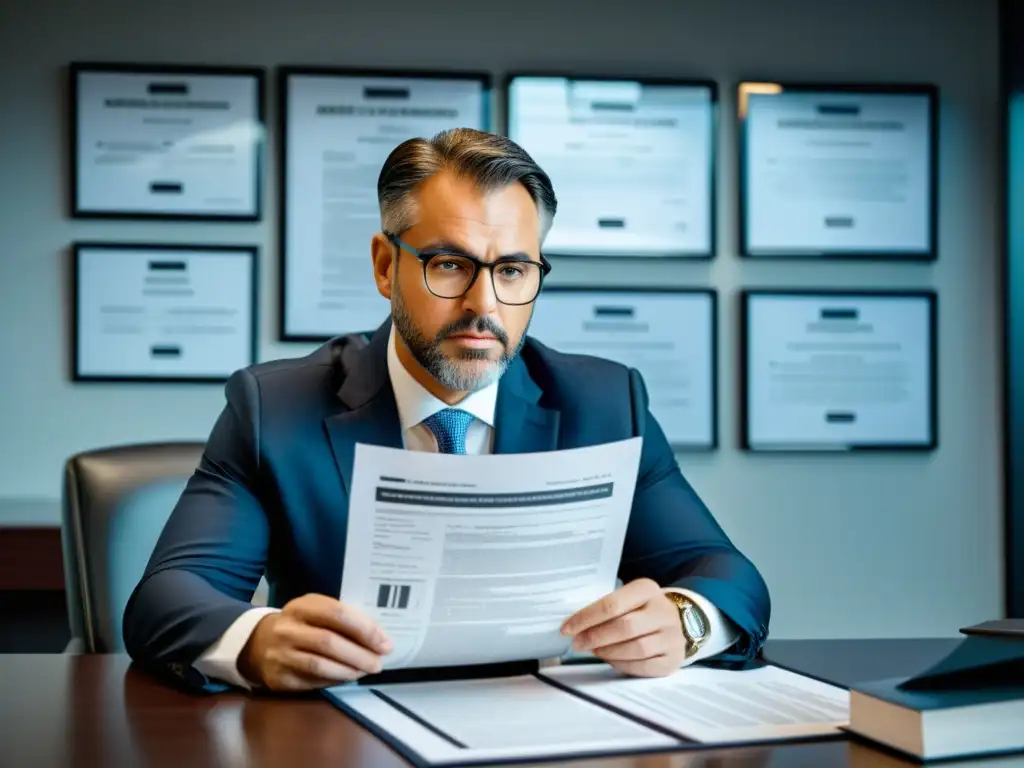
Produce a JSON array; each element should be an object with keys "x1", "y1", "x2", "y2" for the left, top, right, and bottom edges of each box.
[{"x1": 238, "y1": 594, "x2": 392, "y2": 691}]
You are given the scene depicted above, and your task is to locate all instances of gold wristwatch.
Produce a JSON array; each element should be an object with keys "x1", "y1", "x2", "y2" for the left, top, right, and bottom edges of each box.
[{"x1": 665, "y1": 591, "x2": 709, "y2": 659}]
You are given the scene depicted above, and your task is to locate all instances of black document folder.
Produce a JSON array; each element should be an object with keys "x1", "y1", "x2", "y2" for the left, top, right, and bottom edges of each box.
[
  {"x1": 899, "y1": 619, "x2": 1024, "y2": 691},
  {"x1": 321, "y1": 661, "x2": 850, "y2": 767}
]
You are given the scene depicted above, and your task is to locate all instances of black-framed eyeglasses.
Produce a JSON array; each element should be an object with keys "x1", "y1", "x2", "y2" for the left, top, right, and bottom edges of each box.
[{"x1": 383, "y1": 231, "x2": 551, "y2": 306}]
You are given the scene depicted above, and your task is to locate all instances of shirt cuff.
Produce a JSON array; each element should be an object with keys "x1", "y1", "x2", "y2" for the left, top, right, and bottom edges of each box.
[
  {"x1": 663, "y1": 587, "x2": 740, "y2": 666},
  {"x1": 193, "y1": 607, "x2": 281, "y2": 690}
]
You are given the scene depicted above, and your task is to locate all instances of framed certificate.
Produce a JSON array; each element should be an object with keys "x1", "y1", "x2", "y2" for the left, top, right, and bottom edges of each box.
[
  {"x1": 738, "y1": 82, "x2": 938, "y2": 260},
  {"x1": 507, "y1": 74, "x2": 716, "y2": 259},
  {"x1": 70, "y1": 63, "x2": 265, "y2": 220},
  {"x1": 529, "y1": 287, "x2": 717, "y2": 449},
  {"x1": 741, "y1": 290, "x2": 938, "y2": 451},
  {"x1": 280, "y1": 67, "x2": 491, "y2": 341},
  {"x1": 72, "y1": 242, "x2": 258, "y2": 382}
]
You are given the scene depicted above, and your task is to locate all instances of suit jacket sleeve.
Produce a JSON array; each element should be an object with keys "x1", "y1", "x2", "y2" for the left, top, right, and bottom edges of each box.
[
  {"x1": 122, "y1": 369, "x2": 270, "y2": 690},
  {"x1": 617, "y1": 368, "x2": 770, "y2": 667}
]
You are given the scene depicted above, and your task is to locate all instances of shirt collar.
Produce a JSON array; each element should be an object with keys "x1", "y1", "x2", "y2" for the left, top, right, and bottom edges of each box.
[{"x1": 386, "y1": 325, "x2": 498, "y2": 432}]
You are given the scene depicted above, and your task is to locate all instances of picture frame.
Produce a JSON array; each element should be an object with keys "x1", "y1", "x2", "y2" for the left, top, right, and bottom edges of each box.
[
  {"x1": 69, "y1": 62, "x2": 265, "y2": 221},
  {"x1": 72, "y1": 242, "x2": 259, "y2": 383},
  {"x1": 737, "y1": 81, "x2": 938, "y2": 261},
  {"x1": 740, "y1": 289, "x2": 938, "y2": 451}
]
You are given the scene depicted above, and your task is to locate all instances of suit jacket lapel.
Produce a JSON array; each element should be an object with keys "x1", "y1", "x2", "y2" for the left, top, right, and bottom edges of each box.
[
  {"x1": 324, "y1": 323, "x2": 404, "y2": 498},
  {"x1": 493, "y1": 355, "x2": 561, "y2": 454}
]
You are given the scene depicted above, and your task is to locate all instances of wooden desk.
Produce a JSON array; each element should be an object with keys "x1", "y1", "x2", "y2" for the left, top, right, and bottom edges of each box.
[{"x1": 0, "y1": 639, "x2": 963, "y2": 767}]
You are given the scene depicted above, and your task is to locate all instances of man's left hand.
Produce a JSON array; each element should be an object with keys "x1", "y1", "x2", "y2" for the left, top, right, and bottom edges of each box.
[{"x1": 561, "y1": 578, "x2": 687, "y2": 678}]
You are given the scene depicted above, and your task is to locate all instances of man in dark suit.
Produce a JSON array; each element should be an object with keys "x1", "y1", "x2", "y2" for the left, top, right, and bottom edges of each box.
[{"x1": 123, "y1": 128, "x2": 769, "y2": 692}]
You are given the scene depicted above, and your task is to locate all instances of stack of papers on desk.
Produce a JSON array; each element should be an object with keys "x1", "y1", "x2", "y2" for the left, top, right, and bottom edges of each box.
[{"x1": 324, "y1": 663, "x2": 850, "y2": 766}]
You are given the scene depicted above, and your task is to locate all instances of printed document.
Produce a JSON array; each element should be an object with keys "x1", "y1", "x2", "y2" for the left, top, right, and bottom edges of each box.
[
  {"x1": 744, "y1": 90, "x2": 932, "y2": 254},
  {"x1": 327, "y1": 676, "x2": 676, "y2": 765},
  {"x1": 76, "y1": 70, "x2": 261, "y2": 216},
  {"x1": 541, "y1": 663, "x2": 850, "y2": 743},
  {"x1": 745, "y1": 293, "x2": 933, "y2": 449},
  {"x1": 339, "y1": 438, "x2": 643, "y2": 670}
]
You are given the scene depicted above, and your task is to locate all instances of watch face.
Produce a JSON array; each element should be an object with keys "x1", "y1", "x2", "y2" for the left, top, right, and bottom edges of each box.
[{"x1": 682, "y1": 605, "x2": 708, "y2": 640}]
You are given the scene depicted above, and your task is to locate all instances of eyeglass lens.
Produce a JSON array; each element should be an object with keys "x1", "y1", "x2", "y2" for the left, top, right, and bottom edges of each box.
[{"x1": 424, "y1": 254, "x2": 542, "y2": 304}]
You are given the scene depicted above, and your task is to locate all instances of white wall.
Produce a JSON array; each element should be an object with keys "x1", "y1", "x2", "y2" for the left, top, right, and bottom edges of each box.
[{"x1": 0, "y1": 0, "x2": 1002, "y2": 638}]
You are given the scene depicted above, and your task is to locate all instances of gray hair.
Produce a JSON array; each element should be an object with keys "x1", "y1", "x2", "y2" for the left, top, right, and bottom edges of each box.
[{"x1": 377, "y1": 128, "x2": 557, "y2": 242}]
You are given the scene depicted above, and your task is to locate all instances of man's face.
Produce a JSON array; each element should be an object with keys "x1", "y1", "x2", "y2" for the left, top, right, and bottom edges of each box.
[{"x1": 371, "y1": 170, "x2": 542, "y2": 393}]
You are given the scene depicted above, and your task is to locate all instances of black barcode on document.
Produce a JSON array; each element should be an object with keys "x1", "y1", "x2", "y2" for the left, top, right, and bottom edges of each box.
[{"x1": 377, "y1": 584, "x2": 411, "y2": 609}]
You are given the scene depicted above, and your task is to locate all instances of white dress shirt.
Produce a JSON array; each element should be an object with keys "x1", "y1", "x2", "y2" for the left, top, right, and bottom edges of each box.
[
  {"x1": 194, "y1": 327, "x2": 738, "y2": 688},
  {"x1": 385, "y1": 327, "x2": 498, "y2": 453}
]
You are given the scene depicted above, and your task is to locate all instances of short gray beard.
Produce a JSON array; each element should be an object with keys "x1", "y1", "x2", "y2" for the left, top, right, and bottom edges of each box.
[{"x1": 391, "y1": 285, "x2": 527, "y2": 392}]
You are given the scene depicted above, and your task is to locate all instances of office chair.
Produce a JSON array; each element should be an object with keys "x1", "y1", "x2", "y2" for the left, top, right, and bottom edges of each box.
[
  {"x1": 60, "y1": 334, "x2": 375, "y2": 652},
  {"x1": 61, "y1": 441, "x2": 204, "y2": 653}
]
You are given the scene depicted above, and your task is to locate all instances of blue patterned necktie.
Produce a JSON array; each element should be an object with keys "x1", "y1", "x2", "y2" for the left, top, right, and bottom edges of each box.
[{"x1": 421, "y1": 408, "x2": 475, "y2": 455}]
